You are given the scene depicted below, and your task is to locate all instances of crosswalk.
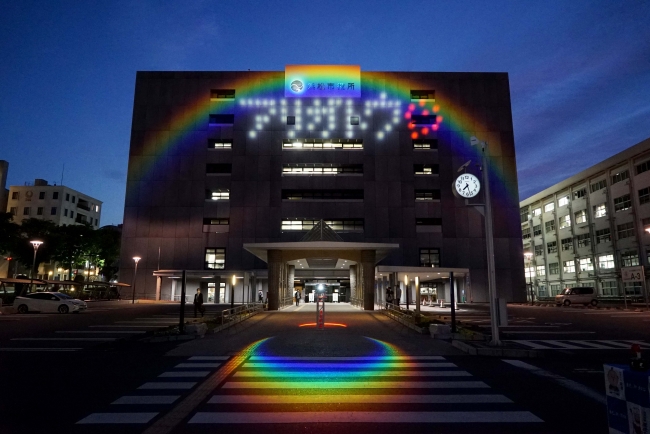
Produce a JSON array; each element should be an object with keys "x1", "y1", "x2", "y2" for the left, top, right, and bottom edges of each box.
[
  {"x1": 508, "y1": 339, "x2": 650, "y2": 350},
  {"x1": 76, "y1": 354, "x2": 543, "y2": 430}
]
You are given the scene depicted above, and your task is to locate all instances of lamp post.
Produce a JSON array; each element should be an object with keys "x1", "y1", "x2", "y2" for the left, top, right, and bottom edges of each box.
[
  {"x1": 524, "y1": 252, "x2": 534, "y2": 305},
  {"x1": 29, "y1": 240, "x2": 43, "y2": 293},
  {"x1": 470, "y1": 136, "x2": 501, "y2": 346},
  {"x1": 231, "y1": 274, "x2": 236, "y2": 309},
  {"x1": 131, "y1": 256, "x2": 141, "y2": 304}
]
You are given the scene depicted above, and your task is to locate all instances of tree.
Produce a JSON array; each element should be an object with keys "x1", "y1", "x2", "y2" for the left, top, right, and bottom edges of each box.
[
  {"x1": 0, "y1": 212, "x2": 20, "y2": 256},
  {"x1": 51, "y1": 224, "x2": 94, "y2": 280}
]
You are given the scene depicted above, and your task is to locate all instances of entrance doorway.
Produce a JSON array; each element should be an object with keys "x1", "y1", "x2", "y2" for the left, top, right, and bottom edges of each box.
[{"x1": 302, "y1": 280, "x2": 348, "y2": 303}]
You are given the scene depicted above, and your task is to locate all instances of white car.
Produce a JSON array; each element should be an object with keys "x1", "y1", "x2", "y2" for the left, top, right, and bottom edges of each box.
[{"x1": 15, "y1": 292, "x2": 88, "y2": 314}]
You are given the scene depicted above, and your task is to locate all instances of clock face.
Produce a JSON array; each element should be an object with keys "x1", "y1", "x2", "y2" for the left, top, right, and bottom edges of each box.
[{"x1": 454, "y1": 173, "x2": 481, "y2": 198}]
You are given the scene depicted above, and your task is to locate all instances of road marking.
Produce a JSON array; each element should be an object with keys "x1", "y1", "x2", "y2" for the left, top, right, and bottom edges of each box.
[
  {"x1": 112, "y1": 396, "x2": 180, "y2": 405},
  {"x1": 175, "y1": 363, "x2": 222, "y2": 368},
  {"x1": 189, "y1": 411, "x2": 542, "y2": 424},
  {"x1": 138, "y1": 382, "x2": 197, "y2": 390},
  {"x1": 159, "y1": 371, "x2": 210, "y2": 378},
  {"x1": 187, "y1": 356, "x2": 230, "y2": 361},
  {"x1": 243, "y1": 362, "x2": 457, "y2": 369},
  {"x1": 222, "y1": 380, "x2": 489, "y2": 389},
  {"x1": 207, "y1": 394, "x2": 513, "y2": 404},
  {"x1": 11, "y1": 337, "x2": 117, "y2": 341},
  {"x1": 77, "y1": 413, "x2": 159, "y2": 424},
  {"x1": 248, "y1": 355, "x2": 445, "y2": 361},
  {"x1": 90, "y1": 325, "x2": 168, "y2": 328},
  {"x1": 503, "y1": 359, "x2": 606, "y2": 405},
  {"x1": 55, "y1": 330, "x2": 146, "y2": 334},
  {"x1": 234, "y1": 370, "x2": 471, "y2": 378},
  {"x1": 0, "y1": 348, "x2": 81, "y2": 352}
]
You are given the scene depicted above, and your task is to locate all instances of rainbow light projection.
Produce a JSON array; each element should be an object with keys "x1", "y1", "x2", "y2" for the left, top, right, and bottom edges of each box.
[{"x1": 132, "y1": 68, "x2": 516, "y2": 208}]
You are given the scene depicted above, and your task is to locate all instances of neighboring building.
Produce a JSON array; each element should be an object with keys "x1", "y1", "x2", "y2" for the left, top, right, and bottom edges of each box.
[
  {"x1": 0, "y1": 160, "x2": 8, "y2": 213},
  {"x1": 120, "y1": 66, "x2": 525, "y2": 308},
  {"x1": 6, "y1": 179, "x2": 102, "y2": 227},
  {"x1": 520, "y1": 136, "x2": 650, "y2": 300}
]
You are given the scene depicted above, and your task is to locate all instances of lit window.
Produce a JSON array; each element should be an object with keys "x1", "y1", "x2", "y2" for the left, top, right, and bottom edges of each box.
[
  {"x1": 413, "y1": 139, "x2": 438, "y2": 150},
  {"x1": 204, "y1": 248, "x2": 225, "y2": 269},
  {"x1": 561, "y1": 238, "x2": 573, "y2": 251},
  {"x1": 536, "y1": 265, "x2": 546, "y2": 276},
  {"x1": 545, "y1": 220, "x2": 555, "y2": 232},
  {"x1": 598, "y1": 254, "x2": 614, "y2": 269},
  {"x1": 210, "y1": 190, "x2": 230, "y2": 201},
  {"x1": 621, "y1": 251, "x2": 639, "y2": 267},
  {"x1": 547, "y1": 241, "x2": 557, "y2": 254},
  {"x1": 544, "y1": 203, "x2": 555, "y2": 213},
  {"x1": 531, "y1": 208, "x2": 541, "y2": 217},
  {"x1": 525, "y1": 266, "x2": 535, "y2": 279},
  {"x1": 563, "y1": 260, "x2": 576, "y2": 273},
  {"x1": 574, "y1": 210, "x2": 587, "y2": 224},
  {"x1": 282, "y1": 138, "x2": 362, "y2": 150},
  {"x1": 281, "y1": 219, "x2": 364, "y2": 232},
  {"x1": 611, "y1": 169, "x2": 629, "y2": 185},
  {"x1": 558, "y1": 196, "x2": 569, "y2": 207},
  {"x1": 415, "y1": 190, "x2": 441, "y2": 201},
  {"x1": 579, "y1": 257, "x2": 594, "y2": 272},
  {"x1": 559, "y1": 215, "x2": 571, "y2": 229},
  {"x1": 282, "y1": 164, "x2": 363, "y2": 175},
  {"x1": 549, "y1": 263, "x2": 559, "y2": 275},
  {"x1": 573, "y1": 188, "x2": 586, "y2": 199},
  {"x1": 594, "y1": 203, "x2": 607, "y2": 218},
  {"x1": 534, "y1": 245, "x2": 543, "y2": 256},
  {"x1": 208, "y1": 139, "x2": 232, "y2": 149},
  {"x1": 414, "y1": 164, "x2": 438, "y2": 175}
]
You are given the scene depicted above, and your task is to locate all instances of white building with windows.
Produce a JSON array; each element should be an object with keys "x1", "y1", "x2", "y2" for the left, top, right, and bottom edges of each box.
[
  {"x1": 520, "y1": 136, "x2": 650, "y2": 300},
  {"x1": 6, "y1": 179, "x2": 102, "y2": 227}
]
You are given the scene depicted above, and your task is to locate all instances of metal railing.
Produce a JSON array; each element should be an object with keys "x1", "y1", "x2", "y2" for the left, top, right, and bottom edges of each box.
[{"x1": 216, "y1": 302, "x2": 264, "y2": 330}]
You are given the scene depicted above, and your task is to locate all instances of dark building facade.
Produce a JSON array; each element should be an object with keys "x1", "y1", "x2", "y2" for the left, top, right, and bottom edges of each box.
[{"x1": 120, "y1": 66, "x2": 525, "y2": 306}]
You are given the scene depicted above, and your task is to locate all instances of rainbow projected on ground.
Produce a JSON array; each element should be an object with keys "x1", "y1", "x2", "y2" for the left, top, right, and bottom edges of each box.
[{"x1": 131, "y1": 68, "x2": 517, "y2": 205}]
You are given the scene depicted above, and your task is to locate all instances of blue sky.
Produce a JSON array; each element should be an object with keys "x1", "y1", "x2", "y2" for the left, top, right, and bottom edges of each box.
[{"x1": 1, "y1": 0, "x2": 649, "y2": 226}]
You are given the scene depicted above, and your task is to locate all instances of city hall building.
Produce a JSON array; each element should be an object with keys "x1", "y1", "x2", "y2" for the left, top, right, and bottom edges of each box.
[
  {"x1": 119, "y1": 66, "x2": 526, "y2": 309},
  {"x1": 520, "y1": 136, "x2": 650, "y2": 300}
]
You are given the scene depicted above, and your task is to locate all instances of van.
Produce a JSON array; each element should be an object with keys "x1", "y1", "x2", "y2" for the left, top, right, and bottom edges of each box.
[{"x1": 555, "y1": 287, "x2": 598, "y2": 306}]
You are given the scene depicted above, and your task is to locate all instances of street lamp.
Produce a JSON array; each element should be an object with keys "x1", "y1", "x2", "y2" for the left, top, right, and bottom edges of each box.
[
  {"x1": 29, "y1": 240, "x2": 43, "y2": 293},
  {"x1": 231, "y1": 274, "x2": 236, "y2": 309},
  {"x1": 524, "y1": 252, "x2": 534, "y2": 305},
  {"x1": 131, "y1": 256, "x2": 141, "y2": 304}
]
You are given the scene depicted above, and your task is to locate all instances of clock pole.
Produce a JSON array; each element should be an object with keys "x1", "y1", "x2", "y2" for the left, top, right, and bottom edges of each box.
[{"x1": 473, "y1": 137, "x2": 501, "y2": 346}]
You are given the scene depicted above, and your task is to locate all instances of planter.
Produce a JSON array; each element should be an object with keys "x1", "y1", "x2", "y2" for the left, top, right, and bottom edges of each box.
[{"x1": 429, "y1": 324, "x2": 451, "y2": 339}]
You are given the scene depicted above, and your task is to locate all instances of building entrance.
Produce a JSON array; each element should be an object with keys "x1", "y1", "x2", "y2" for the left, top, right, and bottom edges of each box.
[{"x1": 303, "y1": 281, "x2": 348, "y2": 303}]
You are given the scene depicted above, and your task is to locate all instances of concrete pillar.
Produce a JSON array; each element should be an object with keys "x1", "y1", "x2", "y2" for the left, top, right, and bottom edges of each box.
[
  {"x1": 349, "y1": 265, "x2": 357, "y2": 302},
  {"x1": 171, "y1": 279, "x2": 177, "y2": 301},
  {"x1": 287, "y1": 265, "x2": 295, "y2": 300},
  {"x1": 268, "y1": 250, "x2": 282, "y2": 311},
  {"x1": 155, "y1": 276, "x2": 162, "y2": 301},
  {"x1": 415, "y1": 276, "x2": 420, "y2": 313},
  {"x1": 361, "y1": 250, "x2": 376, "y2": 310}
]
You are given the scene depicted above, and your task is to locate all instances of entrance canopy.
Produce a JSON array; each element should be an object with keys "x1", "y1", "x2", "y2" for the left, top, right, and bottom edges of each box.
[{"x1": 243, "y1": 241, "x2": 399, "y2": 264}]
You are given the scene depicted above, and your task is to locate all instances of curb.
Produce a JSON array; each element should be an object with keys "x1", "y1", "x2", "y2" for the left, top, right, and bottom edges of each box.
[{"x1": 451, "y1": 340, "x2": 541, "y2": 358}]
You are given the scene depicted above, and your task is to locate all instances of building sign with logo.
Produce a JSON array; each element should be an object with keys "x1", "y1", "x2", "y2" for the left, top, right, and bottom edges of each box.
[{"x1": 285, "y1": 65, "x2": 361, "y2": 98}]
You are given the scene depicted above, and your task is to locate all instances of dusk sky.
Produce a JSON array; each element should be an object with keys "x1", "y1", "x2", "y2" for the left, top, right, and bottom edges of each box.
[{"x1": 1, "y1": 0, "x2": 648, "y2": 226}]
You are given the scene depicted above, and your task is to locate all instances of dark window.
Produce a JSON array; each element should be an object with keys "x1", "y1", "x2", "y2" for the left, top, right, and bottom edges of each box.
[
  {"x1": 533, "y1": 225, "x2": 542, "y2": 236},
  {"x1": 413, "y1": 139, "x2": 438, "y2": 150},
  {"x1": 37, "y1": 207, "x2": 43, "y2": 216},
  {"x1": 65, "y1": 193, "x2": 70, "y2": 201},
  {"x1": 561, "y1": 237, "x2": 573, "y2": 251},
  {"x1": 209, "y1": 114, "x2": 234, "y2": 124},
  {"x1": 203, "y1": 218, "x2": 230, "y2": 225},
  {"x1": 64, "y1": 209, "x2": 68, "y2": 217},
  {"x1": 577, "y1": 234, "x2": 590, "y2": 247},
  {"x1": 282, "y1": 190, "x2": 364, "y2": 201},
  {"x1": 53, "y1": 192, "x2": 59, "y2": 200},
  {"x1": 643, "y1": 217, "x2": 650, "y2": 232},
  {"x1": 596, "y1": 228, "x2": 611, "y2": 244},
  {"x1": 617, "y1": 222, "x2": 635, "y2": 239},
  {"x1": 534, "y1": 245, "x2": 543, "y2": 256},
  {"x1": 410, "y1": 90, "x2": 435, "y2": 100},
  {"x1": 206, "y1": 164, "x2": 232, "y2": 174},
  {"x1": 419, "y1": 248, "x2": 440, "y2": 267},
  {"x1": 72, "y1": 195, "x2": 76, "y2": 204},
  {"x1": 611, "y1": 170, "x2": 629, "y2": 185},
  {"x1": 547, "y1": 241, "x2": 557, "y2": 254},
  {"x1": 38, "y1": 192, "x2": 45, "y2": 200},
  {"x1": 411, "y1": 115, "x2": 437, "y2": 125},
  {"x1": 9, "y1": 207, "x2": 17, "y2": 215},
  {"x1": 208, "y1": 139, "x2": 232, "y2": 149},
  {"x1": 549, "y1": 263, "x2": 559, "y2": 275},
  {"x1": 11, "y1": 191, "x2": 19, "y2": 200},
  {"x1": 23, "y1": 207, "x2": 30, "y2": 216},
  {"x1": 286, "y1": 116, "x2": 295, "y2": 125},
  {"x1": 416, "y1": 218, "x2": 442, "y2": 226},
  {"x1": 545, "y1": 220, "x2": 555, "y2": 233},
  {"x1": 204, "y1": 248, "x2": 226, "y2": 270},
  {"x1": 414, "y1": 164, "x2": 439, "y2": 175},
  {"x1": 70, "y1": 211, "x2": 74, "y2": 218},
  {"x1": 520, "y1": 207, "x2": 529, "y2": 223},
  {"x1": 637, "y1": 161, "x2": 650, "y2": 175},
  {"x1": 639, "y1": 187, "x2": 650, "y2": 205},
  {"x1": 573, "y1": 188, "x2": 586, "y2": 199},
  {"x1": 590, "y1": 179, "x2": 607, "y2": 193},
  {"x1": 614, "y1": 194, "x2": 632, "y2": 212},
  {"x1": 522, "y1": 227, "x2": 531, "y2": 239},
  {"x1": 350, "y1": 116, "x2": 359, "y2": 125},
  {"x1": 621, "y1": 251, "x2": 640, "y2": 267},
  {"x1": 210, "y1": 89, "x2": 235, "y2": 99},
  {"x1": 415, "y1": 190, "x2": 441, "y2": 201}
]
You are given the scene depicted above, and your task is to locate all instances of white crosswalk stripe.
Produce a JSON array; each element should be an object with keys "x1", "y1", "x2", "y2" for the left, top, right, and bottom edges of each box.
[{"x1": 509, "y1": 339, "x2": 650, "y2": 350}]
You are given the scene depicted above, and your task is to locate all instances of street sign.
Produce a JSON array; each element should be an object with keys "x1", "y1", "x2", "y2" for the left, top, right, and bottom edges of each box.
[{"x1": 622, "y1": 266, "x2": 644, "y2": 282}]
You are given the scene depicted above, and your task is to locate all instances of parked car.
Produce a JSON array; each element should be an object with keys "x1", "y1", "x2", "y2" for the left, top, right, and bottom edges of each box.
[
  {"x1": 555, "y1": 287, "x2": 598, "y2": 306},
  {"x1": 14, "y1": 292, "x2": 88, "y2": 314}
]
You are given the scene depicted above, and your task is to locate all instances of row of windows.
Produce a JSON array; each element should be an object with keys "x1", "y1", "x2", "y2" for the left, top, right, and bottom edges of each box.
[
  {"x1": 208, "y1": 138, "x2": 439, "y2": 151},
  {"x1": 204, "y1": 246, "x2": 441, "y2": 270},
  {"x1": 528, "y1": 223, "x2": 637, "y2": 256},
  {"x1": 522, "y1": 183, "x2": 650, "y2": 223},
  {"x1": 278, "y1": 218, "x2": 442, "y2": 232},
  {"x1": 8, "y1": 206, "x2": 99, "y2": 225},
  {"x1": 209, "y1": 113, "x2": 434, "y2": 127},
  {"x1": 527, "y1": 252, "x2": 639, "y2": 277},
  {"x1": 208, "y1": 89, "x2": 435, "y2": 102},
  {"x1": 207, "y1": 189, "x2": 441, "y2": 202},
  {"x1": 539, "y1": 281, "x2": 642, "y2": 297},
  {"x1": 9, "y1": 191, "x2": 100, "y2": 212},
  {"x1": 204, "y1": 163, "x2": 439, "y2": 176}
]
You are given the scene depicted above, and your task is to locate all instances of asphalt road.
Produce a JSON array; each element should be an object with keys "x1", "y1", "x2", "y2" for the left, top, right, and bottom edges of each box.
[{"x1": 0, "y1": 302, "x2": 638, "y2": 434}]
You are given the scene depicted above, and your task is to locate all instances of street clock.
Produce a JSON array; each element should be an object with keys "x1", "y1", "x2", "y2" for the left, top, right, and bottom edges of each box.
[{"x1": 454, "y1": 173, "x2": 481, "y2": 198}]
